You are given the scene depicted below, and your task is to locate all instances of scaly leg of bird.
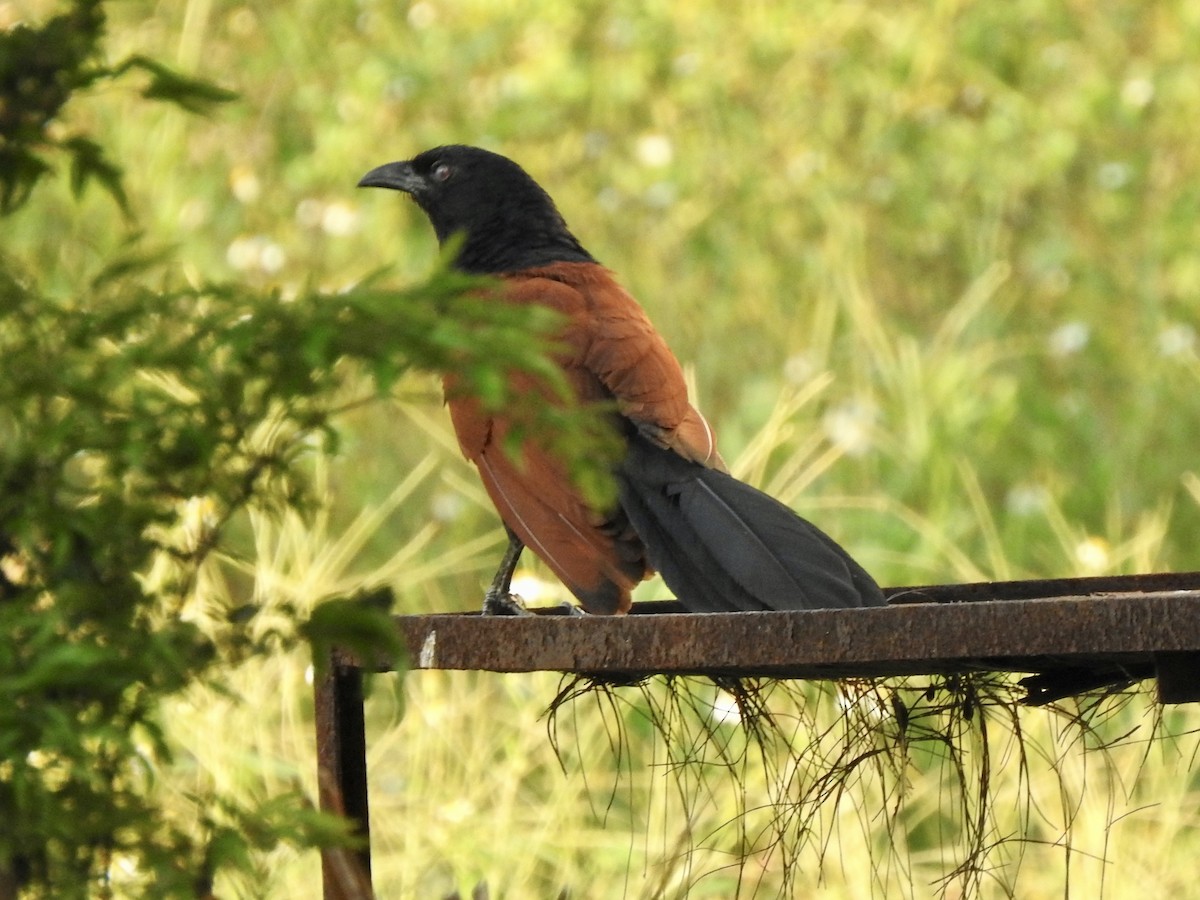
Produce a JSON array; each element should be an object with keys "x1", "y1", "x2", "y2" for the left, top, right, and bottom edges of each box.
[{"x1": 482, "y1": 527, "x2": 532, "y2": 616}]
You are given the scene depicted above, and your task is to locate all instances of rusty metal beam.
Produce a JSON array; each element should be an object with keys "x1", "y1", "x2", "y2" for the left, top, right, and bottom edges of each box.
[
  {"x1": 314, "y1": 573, "x2": 1200, "y2": 896},
  {"x1": 880, "y1": 570, "x2": 1200, "y2": 604},
  {"x1": 393, "y1": 587, "x2": 1200, "y2": 686}
]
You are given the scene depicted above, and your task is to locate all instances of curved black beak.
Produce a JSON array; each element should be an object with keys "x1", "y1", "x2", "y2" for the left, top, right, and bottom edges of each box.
[{"x1": 357, "y1": 161, "x2": 424, "y2": 193}]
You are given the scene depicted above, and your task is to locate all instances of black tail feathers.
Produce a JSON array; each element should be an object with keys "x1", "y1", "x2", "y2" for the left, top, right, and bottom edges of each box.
[{"x1": 617, "y1": 434, "x2": 885, "y2": 612}]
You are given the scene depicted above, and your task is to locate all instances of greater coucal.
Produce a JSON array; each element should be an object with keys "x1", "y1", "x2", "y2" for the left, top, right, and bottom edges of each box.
[{"x1": 359, "y1": 145, "x2": 884, "y2": 615}]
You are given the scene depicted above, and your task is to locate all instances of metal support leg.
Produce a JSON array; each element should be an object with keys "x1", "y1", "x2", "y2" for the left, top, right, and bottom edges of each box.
[{"x1": 314, "y1": 653, "x2": 374, "y2": 899}]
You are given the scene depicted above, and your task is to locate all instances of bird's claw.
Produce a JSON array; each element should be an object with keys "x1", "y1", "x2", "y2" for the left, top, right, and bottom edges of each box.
[{"x1": 482, "y1": 590, "x2": 532, "y2": 617}]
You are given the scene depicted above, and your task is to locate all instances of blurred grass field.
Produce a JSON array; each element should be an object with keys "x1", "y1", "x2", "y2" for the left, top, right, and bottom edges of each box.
[{"x1": 8, "y1": 0, "x2": 1200, "y2": 896}]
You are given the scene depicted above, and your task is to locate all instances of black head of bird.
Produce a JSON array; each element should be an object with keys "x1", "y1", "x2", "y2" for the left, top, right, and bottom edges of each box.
[{"x1": 357, "y1": 144, "x2": 594, "y2": 274}]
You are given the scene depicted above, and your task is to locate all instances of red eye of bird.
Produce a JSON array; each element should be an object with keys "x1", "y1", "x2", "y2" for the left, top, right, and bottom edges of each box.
[{"x1": 431, "y1": 162, "x2": 452, "y2": 182}]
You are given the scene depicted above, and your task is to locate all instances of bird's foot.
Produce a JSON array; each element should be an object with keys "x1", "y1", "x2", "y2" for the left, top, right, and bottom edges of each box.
[
  {"x1": 557, "y1": 601, "x2": 588, "y2": 617},
  {"x1": 481, "y1": 590, "x2": 532, "y2": 617}
]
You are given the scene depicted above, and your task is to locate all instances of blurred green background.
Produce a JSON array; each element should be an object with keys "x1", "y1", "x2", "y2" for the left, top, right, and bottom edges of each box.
[{"x1": 8, "y1": 0, "x2": 1200, "y2": 896}]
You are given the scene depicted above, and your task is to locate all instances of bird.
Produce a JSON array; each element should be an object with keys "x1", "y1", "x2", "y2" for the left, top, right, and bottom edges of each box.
[{"x1": 358, "y1": 145, "x2": 884, "y2": 616}]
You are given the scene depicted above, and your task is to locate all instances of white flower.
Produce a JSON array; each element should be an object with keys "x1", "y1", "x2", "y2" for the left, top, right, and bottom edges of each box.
[
  {"x1": 1006, "y1": 484, "x2": 1049, "y2": 517},
  {"x1": 1158, "y1": 323, "x2": 1196, "y2": 358},
  {"x1": 226, "y1": 235, "x2": 287, "y2": 274},
  {"x1": 229, "y1": 165, "x2": 261, "y2": 203},
  {"x1": 321, "y1": 201, "x2": 360, "y2": 236},
  {"x1": 1075, "y1": 537, "x2": 1110, "y2": 573},
  {"x1": 1121, "y1": 77, "x2": 1154, "y2": 108},
  {"x1": 407, "y1": 2, "x2": 436, "y2": 28},
  {"x1": 822, "y1": 399, "x2": 877, "y2": 457},
  {"x1": 635, "y1": 134, "x2": 674, "y2": 168},
  {"x1": 1096, "y1": 161, "x2": 1130, "y2": 191},
  {"x1": 709, "y1": 691, "x2": 742, "y2": 725},
  {"x1": 1048, "y1": 321, "x2": 1090, "y2": 357}
]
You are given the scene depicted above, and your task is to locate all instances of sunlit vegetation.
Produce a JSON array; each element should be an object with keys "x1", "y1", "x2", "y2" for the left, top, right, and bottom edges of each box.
[{"x1": 4, "y1": 0, "x2": 1200, "y2": 896}]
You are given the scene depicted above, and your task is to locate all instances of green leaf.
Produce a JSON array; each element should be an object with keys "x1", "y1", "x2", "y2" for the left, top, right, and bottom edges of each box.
[
  {"x1": 64, "y1": 137, "x2": 127, "y2": 211},
  {"x1": 302, "y1": 589, "x2": 404, "y2": 678},
  {"x1": 114, "y1": 54, "x2": 239, "y2": 114}
]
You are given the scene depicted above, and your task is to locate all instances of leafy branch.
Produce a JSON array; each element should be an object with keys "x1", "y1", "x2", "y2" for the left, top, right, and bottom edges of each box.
[
  {"x1": 0, "y1": 0, "x2": 235, "y2": 215},
  {"x1": 0, "y1": 2, "x2": 617, "y2": 894}
]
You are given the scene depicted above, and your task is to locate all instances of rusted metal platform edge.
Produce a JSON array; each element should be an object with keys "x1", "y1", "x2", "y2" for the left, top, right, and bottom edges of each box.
[
  {"x1": 380, "y1": 592, "x2": 1200, "y2": 684},
  {"x1": 315, "y1": 581, "x2": 1200, "y2": 898}
]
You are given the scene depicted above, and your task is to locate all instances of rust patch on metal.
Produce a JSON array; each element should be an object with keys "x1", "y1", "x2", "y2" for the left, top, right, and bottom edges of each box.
[
  {"x1": 314, "y1": 654, "x2": 374, "y2": 899},
  {"x1": 382, "y1": 574, "x2": 1200, "y2": 691},
  {"x1": 317, "y1": 573, "x2": 1200, "y2": 896}
]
